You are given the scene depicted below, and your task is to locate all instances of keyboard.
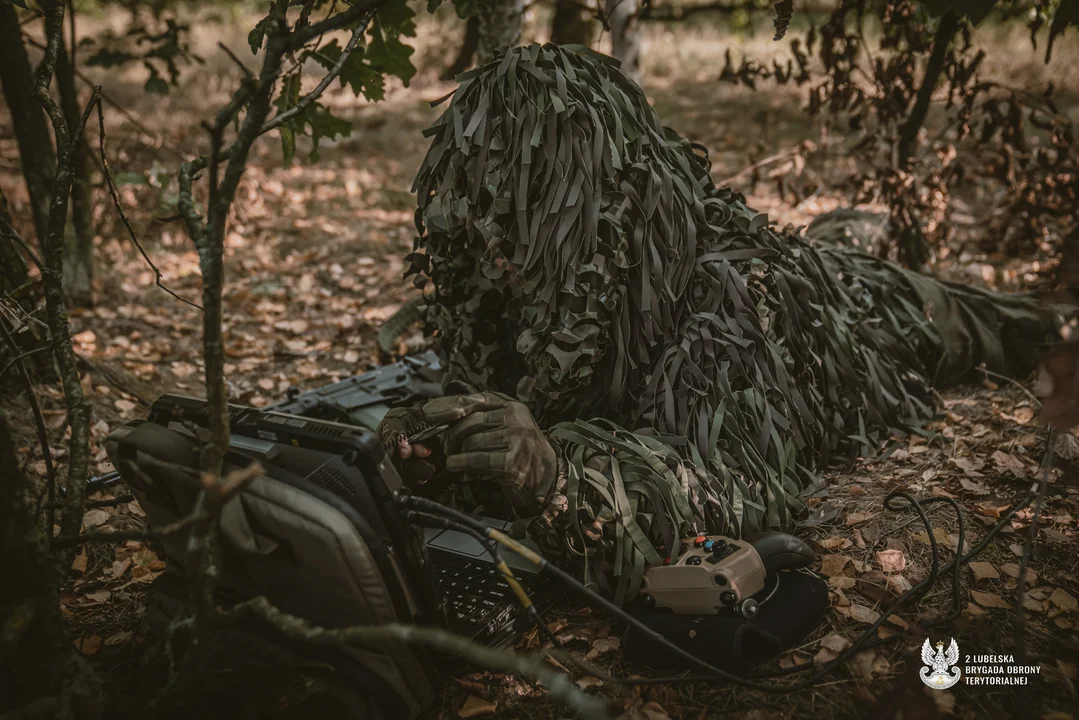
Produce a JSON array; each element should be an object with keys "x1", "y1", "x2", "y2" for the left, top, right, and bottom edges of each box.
[{"x1": 425, "y1": 519, "x2": 559, "y2": 647}]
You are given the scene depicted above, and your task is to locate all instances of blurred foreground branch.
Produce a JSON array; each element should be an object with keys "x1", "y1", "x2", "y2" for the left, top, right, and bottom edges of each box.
[{"x1": 237, "y1": 597, "x2": 608, "y2": 718}]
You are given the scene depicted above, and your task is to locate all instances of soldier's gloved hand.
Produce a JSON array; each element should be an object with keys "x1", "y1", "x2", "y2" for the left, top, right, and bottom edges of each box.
[
  {"x1": 377, "y1": 393, "x2": 512, "y2": 487},
  {"x1": 441, "y1": 393, "x2": 558, "y2": 510},
  {"x1": 376, "y1": 393, "x2": 557, "y2": 510}
]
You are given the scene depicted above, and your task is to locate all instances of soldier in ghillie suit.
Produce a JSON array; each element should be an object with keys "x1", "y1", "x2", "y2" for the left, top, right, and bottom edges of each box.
[{"x1": 378, "y1": 44, "x2": 1056, "y2": 603}]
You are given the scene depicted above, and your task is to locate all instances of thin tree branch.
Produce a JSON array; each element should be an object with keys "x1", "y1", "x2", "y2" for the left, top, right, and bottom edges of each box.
[
  {"x1": 0, "y1": 318, "x2": 56, "y2": 535},
  {"x1": 236, "y1": 597, "x2": 608, "y2": 718},
  {"x1": 95, "y1": 102, "x2": 202, "y2": 311},
  {"x1": 52, "y1": 463, "x2": 260, "y2": 550},
  {"x1": 217, "y1": 41, "x2": 255, "y2": 81},
  {"x1": 33, "y1": 0, "x2": 100, "y2": 568},
  {"x1": 262, "y1": 14, "x2": 371, "y2": 135},
  {"x1": 42, "y1": 495, "x2": 133, "y2": 511},
  {"x1": 177, "y1": 6, "x2": 380, "y2": 213},
  {"x1": 23, "y1": 32, "x2": 175, "y2": 153},
  {"x1": 51, "y1": 515, "x2": 198, "y2": 549},
  {"x1": 0, "y1": 222, "x2": 44, "y2": 271},
  {"x1": 0, "y1": 346, "x2": 50, "y2": 381},
  {"x1": 289, "y1": 0, "x2": 388, "y2": 48}
]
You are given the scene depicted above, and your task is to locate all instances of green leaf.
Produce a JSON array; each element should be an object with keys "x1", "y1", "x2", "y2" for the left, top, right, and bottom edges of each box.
[
  {"x1": 114, "y1": 171, "x2": 150, "y2": 186},
  {"x1": 304, "y1": 102, "x2": 352, "y2": 162},
  {"x1": 143, "y1": 64, "x2": 170, "y2": 95},
  {"x1": 378, "y1": 0, "x2": 418, "y2": 37},
  {"x1": 427, "y1": 0, "x2": 443, "y2": 11},
  {"x1": 248, "y1": 15, "x2": 273, "y2": 54},
  {"x1": 305, "y1": 39, "x2": 385, "y2": 102},
  {"x1": 274, "y1": 73, "x2": 302, "y2": 168},
  {"x1": 86, "y1": 48, "x2": 136, "y2": 68},
  {"x1": 362, "y1": 15, "x2": 412, "y2": 86},
  {"x1": 1047, "y1": 0, "x2": 1079, "y2": 62},
  {"x1": 916, "y1": 0, "x2": 998, "y2": 25}
]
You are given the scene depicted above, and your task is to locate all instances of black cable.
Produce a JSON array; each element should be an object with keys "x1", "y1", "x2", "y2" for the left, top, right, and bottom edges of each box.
[
  {"x1": 400, "y1": 486, "x2": 1033, "y2": 692},
  {"x1": 402, "y1": 508, "x2": 617, "y2": 681}
]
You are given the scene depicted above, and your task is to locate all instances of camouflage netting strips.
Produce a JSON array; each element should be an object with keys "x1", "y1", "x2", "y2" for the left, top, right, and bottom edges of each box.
[{"x1": 407, "y1": 44, "x2": 1052, "y2": 599}]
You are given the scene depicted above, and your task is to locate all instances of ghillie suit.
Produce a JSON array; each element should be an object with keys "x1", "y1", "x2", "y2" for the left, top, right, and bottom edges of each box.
[{"x1": 406, "y1": 44, "x2": 1054, "y2": 600}]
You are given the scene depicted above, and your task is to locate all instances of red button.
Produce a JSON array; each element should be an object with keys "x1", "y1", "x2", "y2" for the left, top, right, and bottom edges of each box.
[{"x1": 693, "y1": 535, "x2": 707, "y2": 547}]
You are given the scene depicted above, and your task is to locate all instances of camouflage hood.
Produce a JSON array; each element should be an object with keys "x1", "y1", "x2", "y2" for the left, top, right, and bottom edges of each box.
[{"x1": 409, "y1": 44, "x2": 758, "y2": 425}]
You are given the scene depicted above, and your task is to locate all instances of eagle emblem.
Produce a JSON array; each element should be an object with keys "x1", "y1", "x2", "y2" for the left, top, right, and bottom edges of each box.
[{"x1": 920, "y1": 638, "x2": 961, "y2": 690}]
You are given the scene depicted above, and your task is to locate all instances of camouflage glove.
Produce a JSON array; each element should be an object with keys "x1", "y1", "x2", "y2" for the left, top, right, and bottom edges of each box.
[
  {"x1": 377, "y1": 393, "x2": 557, "y2": 510},
  {"x1": 441, "y1": 394, "x2": 558, "y2": 510},
  {"x1": 377, "y1": 393, "x2": 502, "y2": 486}
]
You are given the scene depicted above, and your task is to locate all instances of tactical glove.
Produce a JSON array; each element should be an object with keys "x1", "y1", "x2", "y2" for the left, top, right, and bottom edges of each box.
[{"x1": 377, "y1": 393, "x2": 557, "y2": 510}]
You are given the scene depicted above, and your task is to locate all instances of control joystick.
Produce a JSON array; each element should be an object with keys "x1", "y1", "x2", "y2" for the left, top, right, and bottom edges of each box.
[
  {"x1": 638, "y1": 532, "x2": 814, "y2": 619},
  {"x1": 640, "y1": 535, "x2": 767, "y2": 619}
]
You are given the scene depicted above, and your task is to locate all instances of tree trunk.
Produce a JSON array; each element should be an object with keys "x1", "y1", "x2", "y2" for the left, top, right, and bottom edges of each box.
[
  {"x1": 443, "y1": 14, "x2": 480, "y2": 79},
  {"x1": 0, "y1": 409, "x2": 103, "y2": 718},
  {"x1": 0, "y1": 2, "x2": 57, "y2": 247},
  {"x1": 477, "y1": 0, "x2": 523, "y2": 64},
  {"x1": 56, "y1": 30, "x2": 95, "y2": 308},
  {"x1": 551, "y1": 0, "x2": 594, "y2": 46},
  {"x1": 605, "y1": 0, "x2": 641, "y2": 85},
  {"x1": 896, "y1": 10, "x2": 959, "y2": 168}
]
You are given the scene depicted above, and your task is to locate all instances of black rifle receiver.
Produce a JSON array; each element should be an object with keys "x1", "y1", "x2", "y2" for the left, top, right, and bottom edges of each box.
[{"x1": 265, "y1": 350, "x2": 444, "y2": 431}]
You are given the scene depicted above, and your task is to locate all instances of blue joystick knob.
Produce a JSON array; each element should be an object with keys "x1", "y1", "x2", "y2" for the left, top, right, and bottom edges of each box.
[{"x1": 703, "y1": 540, "x2": 716, "y2": 551}]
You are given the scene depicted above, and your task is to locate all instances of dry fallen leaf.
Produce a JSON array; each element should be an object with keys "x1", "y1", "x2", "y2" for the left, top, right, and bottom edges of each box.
[
  {"x1": 1022, "y1": 596, "x2": 1045, "y2": 613},
  {"x1": 829, "y1": 576, "x2": 856, "y2": 590},
  {"x1": 585, "y1": 636, "x2": 621, "y2": 660},
  {"x1": 887, "y1": 575, "x2": 912, "y2": 594},
  {"x1": 458, "y1": 695, "x2": 496, "y2": 718},
  {"x1": 820, "y1": 633, "x2": 851, "y2": 653},
  {"x1": 960, "y1": 477, "x2": 990, "y2": 495},
  {"x1": 114, "y1": 398, "x2": 136, "y2": 415},
  {"x1": 968, "y1": 562, "x2": 1000, "y2": 582},
  {"x1": 845, "y1": 511, "x2": 873, "y2": 526},
  {"x1": 71, "y1": 547, "x2": 87, "y2": 574},
  {"x1": 814, "y1": 646, "x2": 840, "y2": 665},
  {"x1": 820, "y1": 555, "x2": 852, "y2": 577},
  {"x1": 1049, "y1": 588, "x2": 1078, "y2": 613},
  {"x1": 819, "y1": 537, "x2": 851, "y2": 550},
  {"x1": 84, "y1": 590, "x2": 111, "y2": 603},
  {"x1": 970, "y1": 590, "x2": 1011, "y2": 609},
  {"x1": 876, "y1": 549, "x2": 906, "y2": 574},
  {"x1": 779, "y1": 652, "x2": 811, "y2": 669},
  {"x1": 576, "y1": 677, "x2": 603, "y2": 690},
  {"x1": 847, "y1": 604, "x2": 881, "y2": 624},
  {"x1": 949, "y1": 456, "x2": 983, "y2": 475},
  {"x1": 105, "y1": 630, "x2": 133, "y2": 647},
  {"x1": 992, "y1": 451, "x2": 1027, "y2": 479},
  {"x1": 82, "y1": 508, "x2": 109, "y2": 529},
  {"x1": 913, "y1": 528, "x2": 949, "y2": 546},
  {"x1": 74, "y1": 634, "x2": 101, "y2": 656},
  {"x1": 1000, "y1": 563, "x2": 1037, "y2": 585}
]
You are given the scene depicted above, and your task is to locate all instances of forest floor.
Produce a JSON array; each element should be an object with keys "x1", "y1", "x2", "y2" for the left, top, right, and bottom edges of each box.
[{"x1": 2, "y1": 10, "x2": 1079, "y2": 720}]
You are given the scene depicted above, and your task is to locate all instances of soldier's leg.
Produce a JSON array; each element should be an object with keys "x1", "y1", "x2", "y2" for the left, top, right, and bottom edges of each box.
[{"x1": 817, "y1": 245, "x2": 1057, "y2": 387}]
